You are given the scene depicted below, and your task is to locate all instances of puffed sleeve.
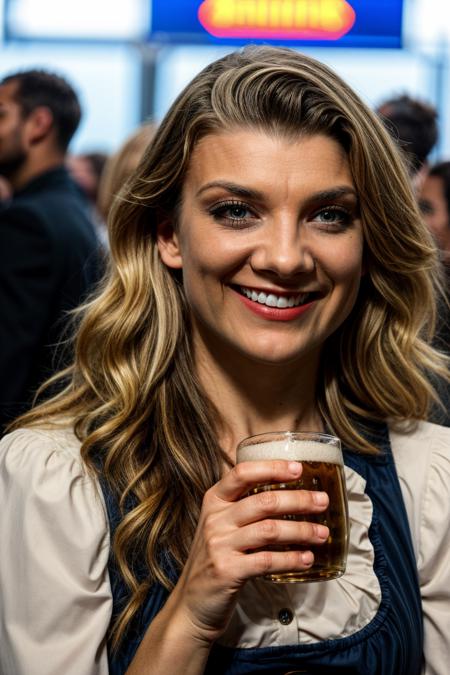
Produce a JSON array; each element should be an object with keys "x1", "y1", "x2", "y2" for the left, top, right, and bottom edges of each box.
[
  {"x1": 0, "y1": 427, "x2": 112, "y2": 675},
  {"x1": 417, "y1": 430, "x2": 450, "y2": 675}
]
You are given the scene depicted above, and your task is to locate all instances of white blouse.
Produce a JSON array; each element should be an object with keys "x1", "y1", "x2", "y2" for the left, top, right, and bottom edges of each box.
[{"x1": 0, "y1": 421, "x2": 449, "y2": 675}]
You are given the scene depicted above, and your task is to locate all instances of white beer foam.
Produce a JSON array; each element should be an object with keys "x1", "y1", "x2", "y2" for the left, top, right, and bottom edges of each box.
[{"x1": 237, "y1": 439, "x2": 342, "y2": 465}]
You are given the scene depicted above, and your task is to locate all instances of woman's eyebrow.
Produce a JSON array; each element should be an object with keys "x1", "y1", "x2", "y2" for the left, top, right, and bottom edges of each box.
[
  {"x1": 307, "y1": 186, "x2": 358, "y2": 203},
  {"x1": 196, "y1": 182, "x2": 358, "y2": 204},
  {"x1": 196, "y1": 181, "x2": 265, "y2": 200}
]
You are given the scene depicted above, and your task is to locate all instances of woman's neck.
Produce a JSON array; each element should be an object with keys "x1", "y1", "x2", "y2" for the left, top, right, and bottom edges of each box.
[{"x1": 193, "y1": 338, "x2": 323, "y2": 460}]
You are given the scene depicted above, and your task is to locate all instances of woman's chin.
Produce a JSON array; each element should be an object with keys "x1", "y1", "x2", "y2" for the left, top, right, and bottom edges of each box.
[{"x1": 235, "y1": 344, "x2": 320, "y2": 369}]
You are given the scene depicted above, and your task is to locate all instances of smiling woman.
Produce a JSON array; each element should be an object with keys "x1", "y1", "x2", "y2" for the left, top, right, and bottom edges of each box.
[
  {"x1": 158, "y1": 131, "x2": 363, "y2": 369},
  {"x1": 0, "y1": 46, "x2": 449, "y2": 675}
]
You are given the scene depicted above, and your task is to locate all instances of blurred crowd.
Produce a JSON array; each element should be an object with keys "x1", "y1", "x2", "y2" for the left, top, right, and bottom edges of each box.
[{"x1": 0, "y1": 66, "x2": 449, "y2": 433}]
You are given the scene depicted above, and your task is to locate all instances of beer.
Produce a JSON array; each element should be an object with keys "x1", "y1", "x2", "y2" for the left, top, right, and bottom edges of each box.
[{"x1": 237, "y1": 433, "x2": 349, "y2": 583}]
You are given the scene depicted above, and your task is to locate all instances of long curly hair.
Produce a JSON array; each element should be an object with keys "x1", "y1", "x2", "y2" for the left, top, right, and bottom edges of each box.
[{"x1": 13, "y1": 46, "x2": 448, "y2": 646}]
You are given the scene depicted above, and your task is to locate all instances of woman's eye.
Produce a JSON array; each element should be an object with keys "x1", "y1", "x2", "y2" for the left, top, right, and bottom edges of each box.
[
  {"x1": 419, "y1": 199, "x2": 433, "y2": 216},
  {"x1": 227, "y1": 204, "x2": 249, "y2": 219},
  {"x1": 210, "y1": 200, "x2": 256, "y2": 227},
  {"x1": 313, "y1": 207, "x2": 352, "y2": 229}
]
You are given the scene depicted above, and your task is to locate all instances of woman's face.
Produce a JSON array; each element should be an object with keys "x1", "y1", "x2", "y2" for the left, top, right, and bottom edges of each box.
[
  {"x1": 157, "y1": 129, "x2": 364, "y2": 367},
  {"x1": 419, "y1": 174, "x2": 450, "y2": 255}
]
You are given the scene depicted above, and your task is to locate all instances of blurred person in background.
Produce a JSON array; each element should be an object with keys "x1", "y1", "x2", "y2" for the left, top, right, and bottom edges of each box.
[
  {"x1": 0, "y1": 175, "x2": 12, "y2": 202},
  {"x1": 67, "y1": 150, "x2": 109, "y2": 244},
  {"x1": 67, "y1": 151, "x2": 109, "y2": 211},
  {"x1": 378, "y1": 94, "x2": 449, "y2": 423},
  {"x1": 377, "y1": 94, "x2": 438, "y2": 191},
  {"x1": 97, "y1": 123, "x2": 157, "y2": 224},
  {"x1": 0, "y1": 69, "x2": 101, "y2": 433},
  {"x1": 420, "y1": 161, "x2": 450, "y2": 262},
  {"x1": 420, "y1": 161, "x2": 450, "y2": 359}
]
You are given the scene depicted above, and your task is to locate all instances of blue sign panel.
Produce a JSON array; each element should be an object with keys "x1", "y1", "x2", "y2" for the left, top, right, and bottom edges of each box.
[{"x1": 149, "y1": 0, "x2": 404, "y2": 49}]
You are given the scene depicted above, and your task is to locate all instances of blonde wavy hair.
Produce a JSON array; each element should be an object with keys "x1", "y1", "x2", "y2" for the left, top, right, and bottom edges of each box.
[{"x1": 14, "y1": 46, "x2": 448, "y2": 646}]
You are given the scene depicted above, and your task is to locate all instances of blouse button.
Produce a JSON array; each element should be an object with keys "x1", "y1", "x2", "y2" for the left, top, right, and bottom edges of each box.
[{"x1": 278, "y1": 607, "x2": 294, "y2": 625}]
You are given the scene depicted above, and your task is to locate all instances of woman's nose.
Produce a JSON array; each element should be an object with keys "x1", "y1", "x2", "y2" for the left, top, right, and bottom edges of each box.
[{"x1": 250, "y1": 220, "x2": 316, "y2": 279}]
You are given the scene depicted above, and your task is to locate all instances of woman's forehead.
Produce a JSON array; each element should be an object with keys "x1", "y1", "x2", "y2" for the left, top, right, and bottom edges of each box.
[{"x1": 182, "y1": 129, "x2": 354, "y2": 198}]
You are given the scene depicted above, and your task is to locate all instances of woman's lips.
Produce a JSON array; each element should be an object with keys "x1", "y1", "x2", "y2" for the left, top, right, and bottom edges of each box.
[{"x1": 233, "y1": 287, "x2": 317, "y2": 321}]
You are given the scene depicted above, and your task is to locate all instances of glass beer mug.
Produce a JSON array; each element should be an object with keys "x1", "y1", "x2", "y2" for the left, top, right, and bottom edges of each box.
[{"x1": 236, "y1": 431, "x2": 349, "y2": 583}]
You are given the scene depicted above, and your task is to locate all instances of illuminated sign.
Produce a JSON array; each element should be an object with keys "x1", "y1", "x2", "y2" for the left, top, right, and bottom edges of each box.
[
  {"x1": 150, "y1": 0, "x2": 404, "y2": 49},
  {"x1": 198, "y1": 0, "x2": 356, "y2": 41}
]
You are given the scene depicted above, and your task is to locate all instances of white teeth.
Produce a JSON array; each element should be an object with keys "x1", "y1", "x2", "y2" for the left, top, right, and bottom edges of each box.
[{"x1": 240, "y1": 286, "x2": 311, "y2": 308}]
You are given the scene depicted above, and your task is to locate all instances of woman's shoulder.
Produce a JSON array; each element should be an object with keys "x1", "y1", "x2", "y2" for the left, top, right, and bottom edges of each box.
[
  {"x1": 0, "y1": 425, "x2": 112, "y2": 675},
  {"x1": 389, "y1": 420, "x2": 450, "y2": 561},
  {"x1": 0, "y1": 424, "x2": 83, "y2": 464},
  {"x1": 389, "y1": 417, "x2": 450, "y2": 442},
  {"x1": 0, "y1": 424, "x2": 100, "y2": 505},
  {"x1": 0, "y1": 423, "x2": 109, "y2": 555},
  {"x1": 389, "y1": 419, "x2": 449, "y2": 469},
  {"x1": 389, "y1": 419, "x2": 449, "y2": 492}
]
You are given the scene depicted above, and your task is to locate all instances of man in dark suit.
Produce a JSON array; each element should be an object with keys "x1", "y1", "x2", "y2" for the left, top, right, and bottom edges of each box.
[{"x1": 0, "y1": 69, "x2": 101, "y2": 432}]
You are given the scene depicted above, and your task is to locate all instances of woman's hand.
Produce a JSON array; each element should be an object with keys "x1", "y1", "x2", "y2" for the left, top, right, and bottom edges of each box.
[{"x1": 168, "y1": 459, "x2": 329, "y2": 646}]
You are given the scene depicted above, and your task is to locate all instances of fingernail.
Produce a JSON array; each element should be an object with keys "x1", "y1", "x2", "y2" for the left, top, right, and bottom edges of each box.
[
  {"x1": 313, "y1": 491, "x2": 328, "y2": 506},
  {"x1": 288, "y1": 461, "x2": 302, "y2": 475},
  {"x1": 315, "y1": 524, "x2": 329, "y2": 540},
  {"x1": 301, "y1": 551, "x2": 314, "y2": 566}
]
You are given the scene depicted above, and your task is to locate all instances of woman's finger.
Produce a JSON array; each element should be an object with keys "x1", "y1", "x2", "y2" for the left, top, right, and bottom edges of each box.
[
  {"x1": 235, "y1": 548, "x2": 317, "y2": 580},
  {"x1": 230, "y1": 518, "x2": 329, "y2": 552},
  {"x1": 232, "y1": 487, "x2": 329, "y2": 527},
  {"x1": 212, "y1": 460, "x2": 304, "y2": 502}
]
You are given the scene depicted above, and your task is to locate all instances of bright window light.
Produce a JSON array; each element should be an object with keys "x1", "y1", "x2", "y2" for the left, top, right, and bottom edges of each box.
[{"x1": 7, "y1": 0, "x2": 149, "y2": 40}]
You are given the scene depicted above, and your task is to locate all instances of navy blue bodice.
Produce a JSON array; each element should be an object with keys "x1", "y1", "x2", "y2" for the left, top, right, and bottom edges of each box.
[{"x1": 99, "y1": 422, "x2": 423, "y2": 674}]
